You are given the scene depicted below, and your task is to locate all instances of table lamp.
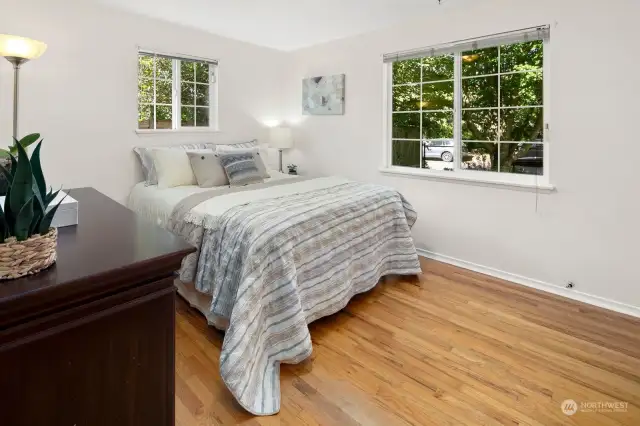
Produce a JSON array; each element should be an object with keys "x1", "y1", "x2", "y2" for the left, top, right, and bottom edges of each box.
[
  {"x1": 0, "y1": 34, "x2": 47, "y2": 140},
  {"x1": 269, "y1": 127, "x2": 293, "y2": 172}
]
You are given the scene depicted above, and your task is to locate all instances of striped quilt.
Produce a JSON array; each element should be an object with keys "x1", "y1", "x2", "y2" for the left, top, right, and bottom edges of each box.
[{"x1": 168, "y1": 178, "x2": 420, "y2": 415}]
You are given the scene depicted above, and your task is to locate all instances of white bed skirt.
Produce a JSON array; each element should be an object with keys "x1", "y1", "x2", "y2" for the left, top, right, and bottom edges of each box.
[{"x1": 174, "y1": 279, "x2": 229, "y2": 330}]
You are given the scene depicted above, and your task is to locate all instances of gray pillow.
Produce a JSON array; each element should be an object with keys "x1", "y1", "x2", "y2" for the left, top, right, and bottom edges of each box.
[
  {"x1": 187, "y1": 152, "x2": 229, "y2": 188},
  {"x1": 217, "y1": 151, "x2": 267, "y2": 187},
  {"x1": 214, "y1": 139, "x2": 259, "y2": 151},
  {"x1": 217, "y1": 148, "x2": 269, "y2": 179},
  {"x1": 134, "y1": 143, "x2": 216, "y2": 185}
]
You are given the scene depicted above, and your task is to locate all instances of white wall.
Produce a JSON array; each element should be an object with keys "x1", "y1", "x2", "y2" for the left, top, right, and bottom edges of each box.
[
  {"x1": 0, "y1": 0, "x2": 290, "y2": 203},
  {"x1": 285, "y1": 0, "x2": 640, "y2": 309},
  {"x1": 2, "y1": 0, "x2": 638, "y2": 311}
]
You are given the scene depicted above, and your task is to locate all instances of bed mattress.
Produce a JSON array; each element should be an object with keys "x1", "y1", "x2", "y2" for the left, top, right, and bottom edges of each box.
[{"x1": 128, "y1": 171, "x2": 295, "y2": 228}]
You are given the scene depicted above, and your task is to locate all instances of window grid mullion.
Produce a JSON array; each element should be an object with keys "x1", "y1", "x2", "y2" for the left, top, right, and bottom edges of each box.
[
  {"x1": 393, "y1": 109, "x2": 454, "y2": 114},
  {"x1": 393, "y1": 78, "x2": 454, "y2": 88},
  {"x1": 152, "y1": 55, "x2": 157, "y2": 130},
  {"x1": 173, "y1": 59, "x2": 180, "y2": 130},
  {"x1": 498, "y1": 45, "x2": 501, "y2": 172},
  {"x1": 419, "y1": 59, "x2": 423, "y2": 169},
  {"x1": 454, "y1": 52, "x2": 461, "y2": 172},
  {"x1": 192, "y1": 66, "x2": 197, "y2": 127},
  {"x1": 461, "y1": 106, "x2": 542, "y2": 111},
  {"x1": 460, "y1": 68, "x2": 541, "y2": 80},
  {"x1": 193, "y1": 81, "x2": 197, "y2": 126},
  {"x1": 194, "y1": 67, "x2": 198, "y2": 127}
]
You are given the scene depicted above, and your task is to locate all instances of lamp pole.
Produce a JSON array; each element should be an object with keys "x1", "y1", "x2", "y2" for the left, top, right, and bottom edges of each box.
[{"x1": 5, "y1": 57, "x2": 29, "y2": 140}]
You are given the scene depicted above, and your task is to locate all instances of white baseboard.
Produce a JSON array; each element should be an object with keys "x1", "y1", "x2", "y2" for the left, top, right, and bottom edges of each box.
[{"x1": 416, "y1": 249, "x2": 640, "y2": 319}]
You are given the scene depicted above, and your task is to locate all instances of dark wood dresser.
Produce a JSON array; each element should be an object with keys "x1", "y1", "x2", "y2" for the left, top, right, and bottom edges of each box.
[{"x1": 0, "y1": 187, "x2": 194, "y2": 426}]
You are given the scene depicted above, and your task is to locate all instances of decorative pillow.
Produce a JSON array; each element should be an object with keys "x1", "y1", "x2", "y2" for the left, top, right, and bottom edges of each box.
[
  {"x1": 217, "y1": 152, "x2": 266, "y2": 187},
  {"x1": 214, "y1": 140, "x2": 279, "y2": 171},
  {"x1": 151, "y1": 148, "x2": 197, "y2": 188},
  {"x1": 133, "y1": 143, "x2": 216, "y2": 185},
  {"x1": 187, "y1": 152, "x2": 229, "y2": 188},
  {"x1": 216, "y1": 148, "x2": 270, "y2": 179},
  {"x1": 214, "y1": 139, "x2": 259, "y2": 151}
]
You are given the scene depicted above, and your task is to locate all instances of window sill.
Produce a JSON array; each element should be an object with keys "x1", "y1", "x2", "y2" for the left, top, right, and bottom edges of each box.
[
  {"x1": 135, "y1": 128, "x2": 220, "y2": 136},
  {"x1": 379, "y1": 166, "x2": 555, "y2": 193}
]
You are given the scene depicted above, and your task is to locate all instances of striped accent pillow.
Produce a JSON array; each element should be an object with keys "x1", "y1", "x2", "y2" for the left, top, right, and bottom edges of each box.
[
  {"x1": 214, "y1": 139, "x2": 258, "y2": 151},
  {"x1": 217, "y1": 151, "x2": 265, "y2": 187},
  {"x1": 134, "y1": 143, "x2": 216, "y2": 185}
]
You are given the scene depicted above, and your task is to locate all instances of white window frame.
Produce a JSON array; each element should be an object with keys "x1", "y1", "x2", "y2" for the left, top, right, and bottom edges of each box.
[
  {"x1": 136, "y1": 49, "x2": 219, "y2": 134},
  {"x1": 381, "y1": 28, "x2": 553, "y2": 192}
]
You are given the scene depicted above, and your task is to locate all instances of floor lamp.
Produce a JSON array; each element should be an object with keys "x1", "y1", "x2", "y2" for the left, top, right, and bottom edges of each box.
[{"x1": 0, "y1": 34, "x2": 47, "y2": 141}]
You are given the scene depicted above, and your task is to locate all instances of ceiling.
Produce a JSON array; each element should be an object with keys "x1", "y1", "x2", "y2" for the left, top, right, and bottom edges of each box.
[{"x1": 97, "y1": 0, "x2": 450, "y2": 51}]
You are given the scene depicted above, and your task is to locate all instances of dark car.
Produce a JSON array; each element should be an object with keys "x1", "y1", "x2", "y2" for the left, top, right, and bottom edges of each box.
[{"x1": 511, "y1": 144, "x2": 544, "y2": 175}]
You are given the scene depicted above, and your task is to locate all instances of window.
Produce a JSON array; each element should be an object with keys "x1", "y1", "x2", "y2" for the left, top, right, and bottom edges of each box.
[
  {"x1": 137, "y1": 50, "x2": 218, "y2": 131},
  {"x1": 384, "y1": 26, "x2": 550, "y2": 187}
]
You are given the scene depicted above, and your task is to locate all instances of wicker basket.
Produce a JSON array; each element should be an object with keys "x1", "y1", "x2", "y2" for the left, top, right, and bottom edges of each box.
[{"x1": 0, "y1": 228, "x2": 57, "y2": 280}]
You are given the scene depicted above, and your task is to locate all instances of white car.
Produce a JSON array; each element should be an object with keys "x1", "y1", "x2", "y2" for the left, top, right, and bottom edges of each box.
[{"x1": 423, "y1": 139, "x2": 454, "y2": 162}]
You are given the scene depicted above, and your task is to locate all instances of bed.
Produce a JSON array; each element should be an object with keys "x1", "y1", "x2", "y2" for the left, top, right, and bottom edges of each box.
[{"x1": 128, "y1": 171, "x2": 421, "y2": 415}]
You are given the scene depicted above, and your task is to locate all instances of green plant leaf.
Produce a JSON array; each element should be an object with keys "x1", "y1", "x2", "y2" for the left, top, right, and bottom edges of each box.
[
  {"x1": 18, "y1": 133, "x2": 40, "y2": 149},
  {"x1": 47, "y1": 188, "x2": 61, "y2": 205},
  {"x1": 9, "y1": 137, "x2": 19, "y2": 156},
  {"x1": 9, "y1": 154, "x2": 17, "y2": 178},
  {"x1": 8, "y1": 134, "x2": 39, "y2": 156},
  {"x1": 39, "y1": 192, "x2": 66, "y2": 234},
  {"x1": 30, "y1": 182, "x2": 45, "y2": 235},
  {"x1": 14, "y1": 196, "x2": 34, "y2": 241},
  {"x1": 30, "y1": 141, "x2": 47, "y2": 202},
  {"x1": 9, "y1": 142, "x2": 33, "y2": 219},
  {"x1": 0, "y1": 149, "x2": 10, "y2": 159}
]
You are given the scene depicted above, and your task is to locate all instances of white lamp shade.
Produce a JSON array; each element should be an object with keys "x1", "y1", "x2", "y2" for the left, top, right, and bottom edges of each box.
[
  {"x1": 269, "y1": 127, "x2": 293, "y2": 149},
  {"x1": 0, "y1": 34, "x2": 47, "y2": 60}
]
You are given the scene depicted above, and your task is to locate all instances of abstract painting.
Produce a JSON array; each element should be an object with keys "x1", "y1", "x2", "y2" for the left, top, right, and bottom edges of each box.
[{"x1": 302, "y1": 74, "x2": 345, "y2": 115}]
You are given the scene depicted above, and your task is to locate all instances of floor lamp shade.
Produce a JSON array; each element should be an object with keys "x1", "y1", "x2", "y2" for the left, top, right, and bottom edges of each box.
[
  {"x1": 0, "y1": 34, "x2": 47, "y2": 60},
  {"x1": 1, "y1": 34, "x2": 47, "y2": 140}
]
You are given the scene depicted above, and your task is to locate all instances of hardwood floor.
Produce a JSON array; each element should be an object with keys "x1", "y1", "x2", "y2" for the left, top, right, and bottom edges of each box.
[{"x1": 175, "y1": 257, "x2": 640, "y2": 425}]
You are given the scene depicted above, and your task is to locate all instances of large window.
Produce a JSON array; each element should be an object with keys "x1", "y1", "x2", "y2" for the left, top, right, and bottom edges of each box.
[
  {"x1": 384, "y1": 27, "x2": 550, "y2": 186},
  {"x1": 137, "y1": 51, "x2": 218, "y2": 131}
]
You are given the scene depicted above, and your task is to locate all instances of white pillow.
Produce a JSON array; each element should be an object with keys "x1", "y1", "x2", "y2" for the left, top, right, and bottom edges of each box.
[
  {"x1": 151, "y1": 148, "x2": 197, "y2": 188},
  {"x1": 133, "y1": 143, "x2": 216, "y2": 185},
  {"x1": 187, "y1": 152, "x2": 229, "y2": 187}
]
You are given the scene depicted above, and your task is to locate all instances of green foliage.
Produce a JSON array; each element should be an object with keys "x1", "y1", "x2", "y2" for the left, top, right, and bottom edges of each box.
[
  {"x1": 392, "y1": 141, "x2": 420, "y2": 168},
  {"x1": 391, "y1": 40, "x2": 544, "y2": 173},
  {"x1": 0, "y1": 135, "x2": 65, "y2": 242},
  {"x1": 138, "y1": 55, "x2": 211, "y2": 130},
  {"x1": 0, "y1": 133, "x2": 41, "y2": 159}
]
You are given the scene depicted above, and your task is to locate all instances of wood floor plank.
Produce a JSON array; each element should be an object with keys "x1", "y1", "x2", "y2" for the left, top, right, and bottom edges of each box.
[{"x1": 175, "y1": 257, "x2": 640, "y2": 425}]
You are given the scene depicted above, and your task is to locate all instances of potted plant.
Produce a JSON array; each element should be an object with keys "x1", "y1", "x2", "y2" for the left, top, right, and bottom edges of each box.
[
  {"x1": 287, "y1": 164, "x2": 298, "y2": 175},
  {"x1": 0, "y1": 133, "x2": 41, "y2": 196},
  {"x1": 0, "y1": 135, "x2": 65, "y2": 280}
]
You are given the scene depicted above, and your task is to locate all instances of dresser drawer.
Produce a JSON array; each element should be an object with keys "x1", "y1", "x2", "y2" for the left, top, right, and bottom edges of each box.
[{"x1": 0, "y1": 278, "x2": 176, "y2": 426}]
